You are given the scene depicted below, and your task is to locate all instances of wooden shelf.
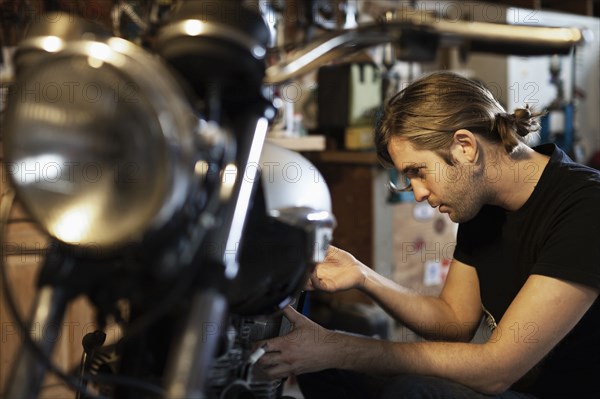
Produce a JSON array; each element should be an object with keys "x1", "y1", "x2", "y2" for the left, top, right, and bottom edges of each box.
[{"x1": 266, "y1": 134, "x2": 326, "y2": 151}]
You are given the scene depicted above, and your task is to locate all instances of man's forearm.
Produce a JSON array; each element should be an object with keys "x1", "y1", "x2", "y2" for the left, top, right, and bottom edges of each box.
[
  {"x1": 358, "y1": 267, "x2": 476, "y2": 341},
  {"x1": 330, "y1": 331, "x2": 509, "y2": 395}
]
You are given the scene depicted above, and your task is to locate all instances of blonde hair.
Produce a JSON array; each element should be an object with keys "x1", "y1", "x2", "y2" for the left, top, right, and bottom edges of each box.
[{"x1": 375, "y1": 71, "x2": 543, "y2": 167}]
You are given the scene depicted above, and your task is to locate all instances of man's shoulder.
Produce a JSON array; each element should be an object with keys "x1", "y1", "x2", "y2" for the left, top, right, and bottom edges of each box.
[{"x1": 539, "y1": 144, "x2": 600, "y2": 194}]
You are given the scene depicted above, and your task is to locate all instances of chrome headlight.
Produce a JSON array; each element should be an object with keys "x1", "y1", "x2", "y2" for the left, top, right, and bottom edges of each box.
[{"x1": 4, "y1": 33, "x2": 196, "y2": 249}]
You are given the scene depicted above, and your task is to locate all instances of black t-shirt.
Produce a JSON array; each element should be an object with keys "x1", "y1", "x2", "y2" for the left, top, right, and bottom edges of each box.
[{"x1": 454, "y1": 144, "x2": 600, "y2": 398}]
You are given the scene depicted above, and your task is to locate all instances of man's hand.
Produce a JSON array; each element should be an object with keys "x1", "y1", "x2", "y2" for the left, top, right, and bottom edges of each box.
[
  {"x1": 306, "y1": 245, "x2": 368, "y2": 292},
  {"x1": 257, "y1": 306, "x2": 343, "y2": 379}
]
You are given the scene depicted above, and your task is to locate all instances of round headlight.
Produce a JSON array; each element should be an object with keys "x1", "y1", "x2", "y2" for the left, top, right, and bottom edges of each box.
[{"x1": 4, "y1": 38, "x2": 196, "y2": 249}]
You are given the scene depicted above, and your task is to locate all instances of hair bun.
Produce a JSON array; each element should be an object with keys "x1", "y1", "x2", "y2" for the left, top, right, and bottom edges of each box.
[{"x1": 492, "y1": 104, "x2": 543, "y2": 152}]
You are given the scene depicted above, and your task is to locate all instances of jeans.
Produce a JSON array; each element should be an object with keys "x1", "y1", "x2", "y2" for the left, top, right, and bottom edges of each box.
[{"x1": 297, "y1": 370, "x2": 538, "y2": 399}]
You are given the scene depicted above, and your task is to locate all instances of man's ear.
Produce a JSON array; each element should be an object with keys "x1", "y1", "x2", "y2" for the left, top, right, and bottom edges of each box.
[{"x1": 450, "y1": 129, "x2": 479, "y2": 163}]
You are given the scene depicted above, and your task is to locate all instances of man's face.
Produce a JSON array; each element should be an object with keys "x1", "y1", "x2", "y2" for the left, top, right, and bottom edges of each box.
[{"x1": 387, "y1": 136, "x2": 486, "y2": 223}]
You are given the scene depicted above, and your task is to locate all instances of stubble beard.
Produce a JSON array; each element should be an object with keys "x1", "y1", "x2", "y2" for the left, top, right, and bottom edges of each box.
[{"x1": 443, "y1": 163, "x2": 489, "y2": 224}]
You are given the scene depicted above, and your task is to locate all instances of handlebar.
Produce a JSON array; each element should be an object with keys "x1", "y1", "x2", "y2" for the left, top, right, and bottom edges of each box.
[{"x1": 265, "y1": 14, "x2": 587, "y2": 84}]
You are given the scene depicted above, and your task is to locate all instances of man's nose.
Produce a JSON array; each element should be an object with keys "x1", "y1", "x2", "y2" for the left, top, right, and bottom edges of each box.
[{"x1": 411, "y1": 180, "x2": 430, "y2": 202}]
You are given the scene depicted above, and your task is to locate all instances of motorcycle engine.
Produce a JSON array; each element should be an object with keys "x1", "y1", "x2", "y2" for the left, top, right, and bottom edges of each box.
[{"x1": 206, "y1": 314, "x2": 293, "y2": 399}]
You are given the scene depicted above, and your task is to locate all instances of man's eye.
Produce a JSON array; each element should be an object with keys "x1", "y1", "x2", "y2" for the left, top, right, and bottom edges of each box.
[{"x1": 406, "y1": 167, "x2": 424, "y2": 178}]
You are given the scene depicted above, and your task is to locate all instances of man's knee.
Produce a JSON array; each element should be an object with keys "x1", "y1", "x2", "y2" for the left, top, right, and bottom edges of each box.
[{"x1": 298, "y1": 369, "x2": 384, "y2": 399}]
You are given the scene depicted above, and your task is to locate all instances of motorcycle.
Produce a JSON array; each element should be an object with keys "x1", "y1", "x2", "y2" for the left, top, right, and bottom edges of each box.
[{"x1": 0, "y1": 1, "x2": 585, "y2": 398}]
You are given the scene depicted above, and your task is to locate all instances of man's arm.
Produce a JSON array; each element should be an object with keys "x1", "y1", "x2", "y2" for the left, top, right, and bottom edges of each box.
[
  {"x1": 261, "y1": 274, "x2": 599, "y2": 394},
  {"x1": 310, "y1": 246, "x2": 482, "y2": 341},
  {"x1": 361, "y1": 258, "x2": 482, "y2": 341}
]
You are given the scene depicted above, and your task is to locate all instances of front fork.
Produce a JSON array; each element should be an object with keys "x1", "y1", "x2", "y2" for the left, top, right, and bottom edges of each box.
[
  {"x1": 4, "y1": 283, "x2": 69, "y2": 399},
  {"x1": 163, "y1": 112, "x2": 270, "y2": 398},
  {"x1": 163, "y1": 289, "x2": 228, "y2": 399}
]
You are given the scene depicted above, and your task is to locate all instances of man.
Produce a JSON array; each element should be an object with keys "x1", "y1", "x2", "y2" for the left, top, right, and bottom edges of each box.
[{"x1": 259, "y1": 71, "x2": 600, "y2": 398}]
